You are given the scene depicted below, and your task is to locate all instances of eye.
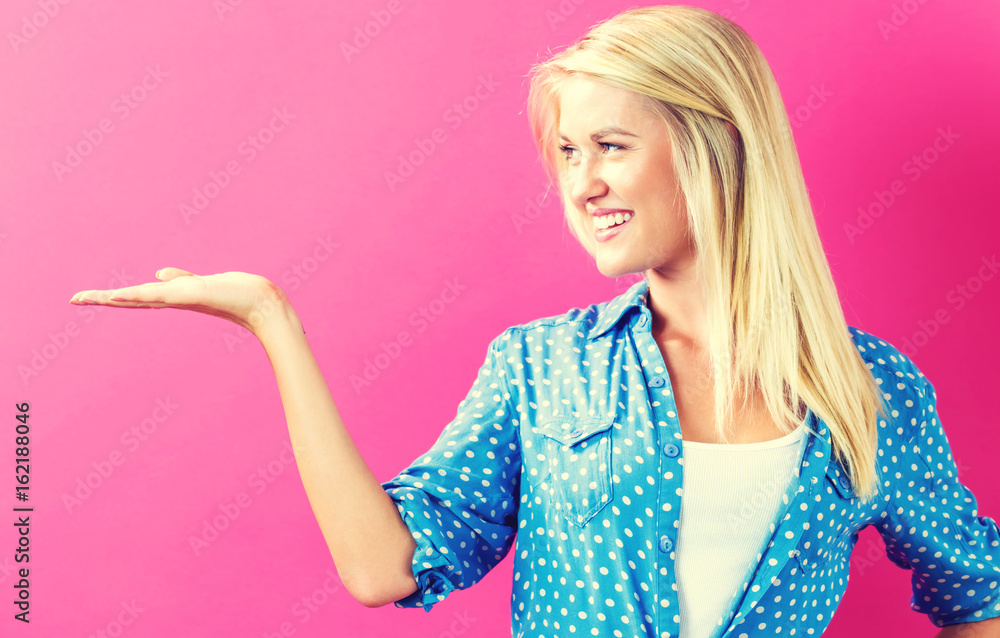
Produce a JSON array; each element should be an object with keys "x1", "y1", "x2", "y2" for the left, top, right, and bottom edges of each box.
[
  {"x1": 558, "y1": 144, "x2": 577, "y2": 160},
  {"x1": 558, "y1": 142, "x2": 625, "y2": 161}
]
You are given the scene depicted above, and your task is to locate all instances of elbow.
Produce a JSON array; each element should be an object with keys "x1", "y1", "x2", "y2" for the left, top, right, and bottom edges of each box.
[
  {"x1": 342, "y1": 574, "x2": 385, "y2": 608},
  {"x1": 353, "y1": 585, "x2": 396, "y2": 609},
  {"x1": 343, "y1": 573, "x2": 414, "y2": 609},
  {"x1": 349, "y1": 588, "x2": 390, "y2": 609}
]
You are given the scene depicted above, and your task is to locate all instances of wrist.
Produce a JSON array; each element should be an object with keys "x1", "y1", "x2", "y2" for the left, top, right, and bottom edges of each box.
[{"x1": 248, "y1": 282, "x2": 303, "y2": 341}]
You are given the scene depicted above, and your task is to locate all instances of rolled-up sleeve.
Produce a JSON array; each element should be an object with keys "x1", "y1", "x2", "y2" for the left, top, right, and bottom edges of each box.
[
  {"x1": 380, "y1": 330, "x2": 521, "y2": 612},
  {"x1": 878, "y1": 371, "x2": 1000, "y2": 628}
]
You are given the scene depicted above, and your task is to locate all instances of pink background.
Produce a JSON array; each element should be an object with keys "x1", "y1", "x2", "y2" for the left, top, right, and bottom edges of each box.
[{"x1": 1, "y1": 0, "x2": 998, "y2": 636}]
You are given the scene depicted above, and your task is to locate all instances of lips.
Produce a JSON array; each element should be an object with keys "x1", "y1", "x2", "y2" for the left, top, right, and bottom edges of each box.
[
  {"x1": 594, "y1": 211, "x2": 634, "y2": 242},
  {"x1": 595, "y1": 211, "x2": 633, "y2": 229}
]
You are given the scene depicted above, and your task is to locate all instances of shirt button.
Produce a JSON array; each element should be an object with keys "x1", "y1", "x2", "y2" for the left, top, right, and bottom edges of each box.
[
  {"x1": 648, "y1": 376, "x2": 665, "y2": 388},
  {"x1": 662, "y1": 443, "x2": 679, "y2": 457},
  {"x1": 637, "y1": 314, "x2": 648, "y2": 327},
  {"x1": 658, "y1": 535, "x2": 673, "y2": 553},
  {"x1": 838, "y1": 475, "x2": 851, "y2": 490},
  {"x1": 569, "y1": 428, "x2": 583, "y2": 439},
  {"x1": 810, "y1": 476, "x2": 819, "y2": 484}
]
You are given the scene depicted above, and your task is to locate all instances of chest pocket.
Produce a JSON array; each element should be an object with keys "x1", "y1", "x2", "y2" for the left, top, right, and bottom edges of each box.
[
  {"x1": 794, "y1": 463, "x2": 856, "y2": 574},
  {"x1": 531, "y1": 416, "x2": 614, "y2": 528}
]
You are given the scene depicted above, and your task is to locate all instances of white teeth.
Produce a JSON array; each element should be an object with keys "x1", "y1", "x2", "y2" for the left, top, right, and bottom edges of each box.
[{"x1": 596, "y1": 212, "x2": 632, "y2": 229}]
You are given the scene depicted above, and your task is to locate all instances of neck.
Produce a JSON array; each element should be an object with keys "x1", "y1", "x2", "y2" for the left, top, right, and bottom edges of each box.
[{"x1": 644, "y1": 261, "x2": 709, "y2": 348}]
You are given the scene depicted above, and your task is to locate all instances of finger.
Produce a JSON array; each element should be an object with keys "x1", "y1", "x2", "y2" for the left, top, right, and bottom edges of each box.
[
  {"x1": 104, "y1": 268, "x2": 192, "y2": 302},
  {"x1": 69, "y1": 291, "x2": 166, "y2": 307},
  {"x1": 69, "y1": 289, "x2": 113, "y2": 304},
  {"x1": 68, "y1": 269, "x2": 194, "y2": 305},
  {"x1": 156, "y1": 267, "x2": 195, "y2": 281},
  {"x1": 107, "y1": 283, "x2": 169, "y2": 303},
  {"x1": 69, "y1": 285, "x2": 154, "y2": 305}
]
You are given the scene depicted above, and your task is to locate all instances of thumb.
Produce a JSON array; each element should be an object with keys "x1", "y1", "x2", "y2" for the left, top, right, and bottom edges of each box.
[{"x1": 156, "y1": 267, "x2": 196, "y2": 281}]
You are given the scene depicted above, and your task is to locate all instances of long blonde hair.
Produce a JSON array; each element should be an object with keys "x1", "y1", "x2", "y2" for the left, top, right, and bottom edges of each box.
[{"x1": 526, "y1": 4, "x2": 888, "y2": 502}]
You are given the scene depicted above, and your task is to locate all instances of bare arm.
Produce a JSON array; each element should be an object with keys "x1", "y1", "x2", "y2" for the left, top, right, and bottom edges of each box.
[
  {"x1": 70, "y1": 268, "x2": 419, "y2": 608},
  {"x1": 934, "y1": 617, "x2": 1000, "y2": 638},
  {"x1": 254, "y1": 296, "x2": 419, "y2": 607}
]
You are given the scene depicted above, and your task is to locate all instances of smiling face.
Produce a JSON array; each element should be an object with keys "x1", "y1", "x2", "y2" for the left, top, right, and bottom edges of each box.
[{"x1": 555, "y1": 74, "x2": 696, "y2": 279}]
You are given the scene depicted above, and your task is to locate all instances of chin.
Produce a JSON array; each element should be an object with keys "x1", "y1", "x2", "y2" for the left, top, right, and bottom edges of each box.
[{"x1": 595, "y1": 259, "x2": 641, "y2": 279}]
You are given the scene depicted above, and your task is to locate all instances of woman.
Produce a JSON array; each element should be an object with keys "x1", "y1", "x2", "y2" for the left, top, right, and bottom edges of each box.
[{"x1": 70, "y1": 5, "x2": 1000, "y2": 637}]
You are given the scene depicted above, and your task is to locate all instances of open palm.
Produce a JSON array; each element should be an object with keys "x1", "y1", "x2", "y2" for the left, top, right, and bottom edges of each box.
[{"x1": 69, "y1": 267, "x2": 289, "y2": 335}]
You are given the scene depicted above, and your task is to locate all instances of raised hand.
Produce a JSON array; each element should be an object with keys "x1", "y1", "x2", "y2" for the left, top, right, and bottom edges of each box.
[{"x1": 69, "y1": 267, "x2": 291, "y2": 335}]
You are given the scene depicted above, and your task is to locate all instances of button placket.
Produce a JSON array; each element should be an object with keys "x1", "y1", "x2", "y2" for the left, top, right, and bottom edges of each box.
[
  {"x1": 628, "y1": 322, "x2": 683, "y2": 634},
  {"x1": 658, "y1": 535, "x2": 673, "y2": 553}
]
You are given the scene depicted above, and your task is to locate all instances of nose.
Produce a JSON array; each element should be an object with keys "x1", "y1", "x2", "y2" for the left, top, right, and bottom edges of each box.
[{"x1": 567, "y1": 153, "x2": 608, "y2": 207}]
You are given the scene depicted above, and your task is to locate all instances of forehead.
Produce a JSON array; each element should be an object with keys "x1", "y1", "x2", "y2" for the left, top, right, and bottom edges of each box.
[{"x1": 556, "y1": 74, "x2": 657, "y2": 131}]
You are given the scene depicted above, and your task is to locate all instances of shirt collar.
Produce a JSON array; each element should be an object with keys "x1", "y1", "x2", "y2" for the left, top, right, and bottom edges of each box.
[{"x1": 587, "y1": 277, "x2": 651, "y2": 341}]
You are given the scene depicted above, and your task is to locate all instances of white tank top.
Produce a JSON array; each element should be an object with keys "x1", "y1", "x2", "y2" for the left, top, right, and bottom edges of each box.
[{"x1": 675, "y1": 423, "x2": 808, "y2": 638}]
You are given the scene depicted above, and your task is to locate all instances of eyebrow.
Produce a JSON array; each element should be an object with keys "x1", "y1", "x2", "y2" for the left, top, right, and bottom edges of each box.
[{"x1": 557, "y1": 126, "x2": 639, "y2": 143}]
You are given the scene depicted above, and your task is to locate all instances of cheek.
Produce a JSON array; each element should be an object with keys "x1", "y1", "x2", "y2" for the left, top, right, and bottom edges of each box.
[
  {"x1": 608, "y1": 168, "x2": 643, "y2": 206},
  {"x1": 557, "y1": 172, "x2": 576, "y2": 201},
  {"x1": 562, "y1": 206, "x2": 596, "y2": 255},
  {"x1": 621, "y1": 168, "x2": 681, "y2": 227}
]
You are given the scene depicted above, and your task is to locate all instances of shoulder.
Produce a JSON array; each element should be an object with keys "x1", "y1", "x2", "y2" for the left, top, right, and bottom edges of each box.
[
  {"x1": 846, "y1": 325, "x2": 934, "y2": 400},
  {"x1": 491, "y1": 298, "x2": 612, "y2": 346},
  {"x1": 844, "y1": 326, "x2": 939, "y2": 456}
]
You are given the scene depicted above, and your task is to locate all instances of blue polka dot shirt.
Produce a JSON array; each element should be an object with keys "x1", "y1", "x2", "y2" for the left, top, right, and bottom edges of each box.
[{"x1": 380, "y1": 278, "x2": 1000, "y2": 636}]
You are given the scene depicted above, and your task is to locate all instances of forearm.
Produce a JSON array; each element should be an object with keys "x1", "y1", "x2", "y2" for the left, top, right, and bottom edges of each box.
[
  {"x1": 254, "y1": 302, "x2": 418, "y2": 607},
  {"x1": 935, "y1": 616, "x2": 1000, "y2": 638}
]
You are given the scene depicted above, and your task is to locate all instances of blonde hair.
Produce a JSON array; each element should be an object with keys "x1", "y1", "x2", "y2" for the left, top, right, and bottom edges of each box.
[{"x1": 526, "y1": 4, "x2": 888, "y2": 502}]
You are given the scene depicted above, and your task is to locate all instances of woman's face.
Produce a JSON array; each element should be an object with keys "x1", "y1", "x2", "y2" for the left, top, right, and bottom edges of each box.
[{"x1": 555, "y1": 74, "x2": 696, "y2": 278}]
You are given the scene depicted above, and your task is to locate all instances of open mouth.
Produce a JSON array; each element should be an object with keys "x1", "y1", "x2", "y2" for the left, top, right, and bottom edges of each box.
[
  {"x1": 595, "y1": 211, "x2": 632, "y2": 229},
  {"x1": 594, "y1": 211, "x2": 633, "y2": 241}
]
